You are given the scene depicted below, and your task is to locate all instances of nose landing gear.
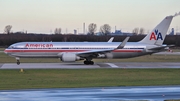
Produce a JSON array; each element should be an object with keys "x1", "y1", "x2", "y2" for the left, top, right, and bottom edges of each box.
[
  {"x1": 17, "y1": 60, "x2": 20, "y2": 65},
  {"x1": 16, "y1": 57, "x2": 20, "y2": 65}
]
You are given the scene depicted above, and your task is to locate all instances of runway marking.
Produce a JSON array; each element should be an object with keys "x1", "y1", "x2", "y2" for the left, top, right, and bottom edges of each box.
[
  {"x1": 97, "y1": 63, "x2": 110, "y2": 68},
  {"x1": 106, "y1": 63, "x2": 119, "y2": 68}
]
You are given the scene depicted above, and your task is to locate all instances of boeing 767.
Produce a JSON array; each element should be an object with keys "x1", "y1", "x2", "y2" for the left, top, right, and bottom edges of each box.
[{"x1": 4, "y1": 15, "x2": 175, "y2": 65}]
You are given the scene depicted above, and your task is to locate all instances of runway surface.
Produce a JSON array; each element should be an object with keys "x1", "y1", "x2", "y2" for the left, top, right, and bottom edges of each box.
[
  {"x1": 0, "y1": 86, "x2": 180, "y2": 101},
  {"x1": 155, "y1": 52, "x2": 180, "y2": 55},
  {"x1": 0, "y1": 62, "x2": 180, "y2": 69}
]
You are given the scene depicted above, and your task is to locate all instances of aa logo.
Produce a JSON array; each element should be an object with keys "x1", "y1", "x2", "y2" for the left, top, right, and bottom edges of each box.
[{"x1": 150, "y1": 30, "x2": 163, "y2": 40}]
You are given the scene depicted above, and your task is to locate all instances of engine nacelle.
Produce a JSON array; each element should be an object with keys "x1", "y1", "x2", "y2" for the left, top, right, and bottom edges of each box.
[
  {"x1": 105, "y1": 53, "x2": 113, "y2": 59},
  {"x1": 60, "y1": 53, "x2": 80, "y2": 62}
]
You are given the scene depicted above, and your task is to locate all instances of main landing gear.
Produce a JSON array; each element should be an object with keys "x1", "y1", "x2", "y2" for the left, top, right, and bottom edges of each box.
[
  {"x1": 17, "y1": 60, "x2": 20, "y2": 65},
  {"x1": 16, "y1": 57, "x2": 20, "y2": 65},
  {"x1": 84, "y1": 58, "x2": 94, "y2": 65},
  {"x1": 84, "y1": 61, "x2": 94, "y2": 65}
]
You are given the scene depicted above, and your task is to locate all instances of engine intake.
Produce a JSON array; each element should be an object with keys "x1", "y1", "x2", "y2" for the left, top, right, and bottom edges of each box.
[{"x1": 60, "y1": 53, "x2": 80, "y2": 62}]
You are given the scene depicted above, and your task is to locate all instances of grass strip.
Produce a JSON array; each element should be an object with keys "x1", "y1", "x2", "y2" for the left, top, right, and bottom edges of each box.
[{"x1": 0, "y1": 68, "x2": 180, "y2": 90}]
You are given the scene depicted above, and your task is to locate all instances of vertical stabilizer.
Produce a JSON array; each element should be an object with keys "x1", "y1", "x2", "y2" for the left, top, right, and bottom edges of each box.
[{"x1": 139, "y1": 16, "x2": 173, "y2": 45}]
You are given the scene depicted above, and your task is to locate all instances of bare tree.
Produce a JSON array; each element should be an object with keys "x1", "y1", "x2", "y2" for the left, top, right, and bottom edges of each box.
[
  {"x1": 139, "y1": 28, "x2": 145, "y2": 35},
  {"x1": 4, "y1": 25, "x2": 12, "y2": 34},
  {"x1": 132, "y1": 28, "x2": 139, "y2": 35},
  {"x1": 88, "y1": 23, "x2": 97, "y2": 35},
  {"x1": 54, "y1": 28, "x2": 62, "y2": 34},
  {"x1": 100, "y1": 24, "x2": 111, "y2": 35}
]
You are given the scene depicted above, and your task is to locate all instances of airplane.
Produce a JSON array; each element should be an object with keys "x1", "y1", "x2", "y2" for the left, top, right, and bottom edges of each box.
[{"x1": 4, "y1": 15, "x2": 174, "y2": 65}]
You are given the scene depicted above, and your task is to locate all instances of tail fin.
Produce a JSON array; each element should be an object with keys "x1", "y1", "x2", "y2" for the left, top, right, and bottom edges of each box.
[{"x1": 139, "y1": 16, "x2": 173, "y2": 45}]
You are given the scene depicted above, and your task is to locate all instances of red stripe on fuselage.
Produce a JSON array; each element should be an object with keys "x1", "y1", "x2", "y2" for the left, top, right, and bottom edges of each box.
[{"x1": 4, "y1": 49, "x2": 143, "y2": 53}]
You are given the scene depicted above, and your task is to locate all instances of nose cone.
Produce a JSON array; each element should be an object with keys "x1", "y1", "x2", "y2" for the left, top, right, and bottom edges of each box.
[{"x1": 4, "y1": 49, "x2": 8, "y2": 54}]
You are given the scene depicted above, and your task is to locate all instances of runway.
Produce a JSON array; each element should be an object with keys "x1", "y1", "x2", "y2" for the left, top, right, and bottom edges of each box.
[
  {"x1": 0, "y1": 86, "x2": 180, "y2": 101},
  {"x1": 155, "y1": 51, "x2": 180, "y2": 55},
  {"x1": 0, "y1": 62, "x2": 180, "y2": 69}
]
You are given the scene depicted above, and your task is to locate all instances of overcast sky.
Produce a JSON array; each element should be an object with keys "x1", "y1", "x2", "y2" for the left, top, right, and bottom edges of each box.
[{"x1": 0, "y1": 0, "x2": 180, "y2": 34}]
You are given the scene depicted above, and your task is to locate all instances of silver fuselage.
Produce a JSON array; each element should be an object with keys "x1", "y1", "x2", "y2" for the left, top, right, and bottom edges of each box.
[{"x1": 4, "y1": 42, "x2": 160, "y2": 59}]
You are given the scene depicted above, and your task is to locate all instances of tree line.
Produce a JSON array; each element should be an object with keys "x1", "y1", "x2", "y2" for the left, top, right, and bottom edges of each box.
[
  {"x1": 4, "y1": 24, "x2": 144, "y2": 35},
  {"x1": 0, "y1": 34, "x2": 179, "y2": 47}
]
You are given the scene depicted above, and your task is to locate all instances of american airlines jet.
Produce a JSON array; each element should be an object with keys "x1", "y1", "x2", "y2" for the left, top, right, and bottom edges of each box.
[{"x1": 4, "y1": 15, "x2": 174, "y2": 65}]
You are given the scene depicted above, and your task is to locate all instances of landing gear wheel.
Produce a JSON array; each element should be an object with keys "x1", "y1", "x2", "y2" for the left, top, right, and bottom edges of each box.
[
  {"x1": 84, "y1": 61, "x2": 87, "y2": 65},
  {"x1": 17, "y1": 60, "x2": 20, "y2": 65},
  {"x1": 90, "y1": 61, "x2": 94, "y2": 65},
  {"x1": 84, "y1": 61, "x2": 94, "y2": 65}
]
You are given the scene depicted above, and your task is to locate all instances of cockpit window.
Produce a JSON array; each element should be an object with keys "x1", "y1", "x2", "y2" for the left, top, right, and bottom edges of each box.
[{"x1": 8, "y1": 46, "x2": 15, "y2": 49}]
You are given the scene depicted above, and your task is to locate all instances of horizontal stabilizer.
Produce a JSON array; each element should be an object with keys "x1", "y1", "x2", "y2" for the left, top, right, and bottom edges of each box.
[{"x1": 148, "y1": 45, "x2": 175, "y2": 50}]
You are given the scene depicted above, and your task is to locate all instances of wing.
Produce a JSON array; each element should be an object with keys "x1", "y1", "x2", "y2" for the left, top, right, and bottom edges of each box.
[
  {"x1": 107, "y1": 37, "x2": 114, "y2": 43},
  {"x1": 76, "y1": 37, "x2": 130, "y2": 58}
]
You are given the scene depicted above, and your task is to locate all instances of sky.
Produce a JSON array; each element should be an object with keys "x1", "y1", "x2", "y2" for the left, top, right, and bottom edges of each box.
[{"x1": 0, "y1": 0, "x2": 180, "y2": 34}]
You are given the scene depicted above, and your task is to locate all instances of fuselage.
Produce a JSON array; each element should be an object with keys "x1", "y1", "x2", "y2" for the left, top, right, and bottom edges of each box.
[{"x1": 4, "y1": 42, "x2": 157, "y2": 59}]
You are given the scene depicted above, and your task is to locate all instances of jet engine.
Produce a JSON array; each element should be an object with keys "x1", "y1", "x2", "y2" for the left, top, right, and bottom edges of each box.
[{"x1": 60, "y1": 53, "x2": 81, "y2": 62}]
